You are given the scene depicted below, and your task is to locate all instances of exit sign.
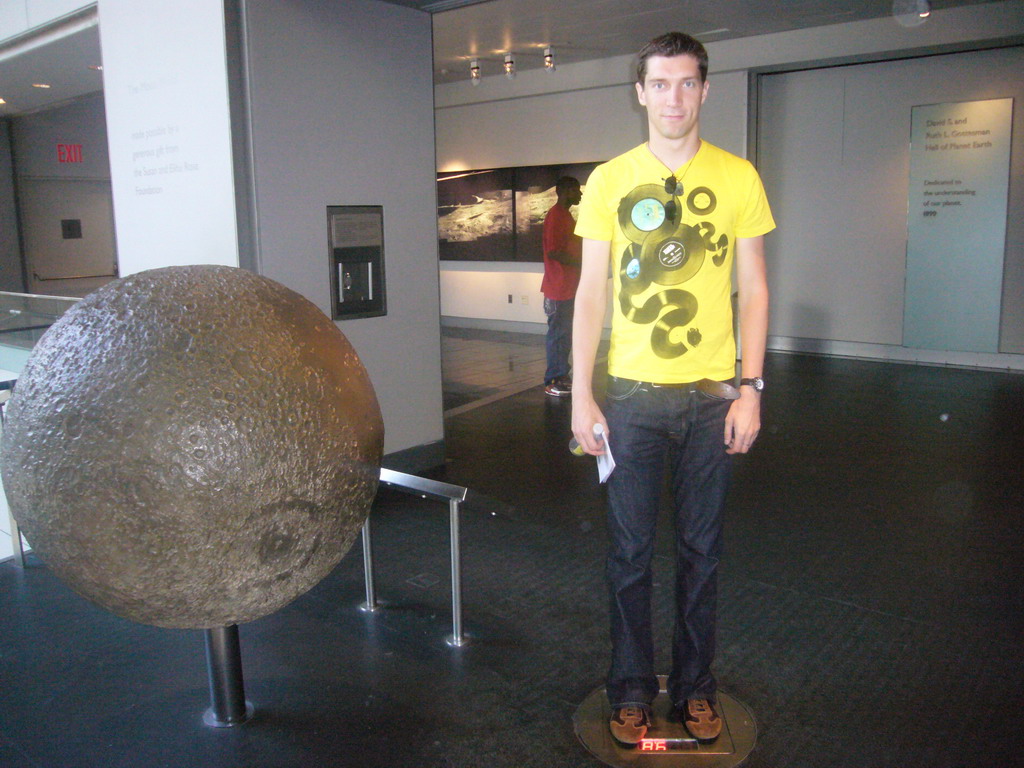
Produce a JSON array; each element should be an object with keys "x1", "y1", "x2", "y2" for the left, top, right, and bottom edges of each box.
[{"x1": 57, "y1": 143, "x2": 83, "y2": 163}]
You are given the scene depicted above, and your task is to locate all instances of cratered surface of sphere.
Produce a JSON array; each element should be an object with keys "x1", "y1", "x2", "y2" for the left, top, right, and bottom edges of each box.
[{"x1": 0, "y1": 265, "x2": 384, "y2": 628}]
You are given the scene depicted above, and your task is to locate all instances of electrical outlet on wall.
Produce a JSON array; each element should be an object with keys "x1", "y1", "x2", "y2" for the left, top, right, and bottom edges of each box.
[
  {"x1": 507, "y1": 294, "x2": 513, "y2": 303},
  {"x1": 520, "y1": 295, "x2": 528, "y2": 305}
]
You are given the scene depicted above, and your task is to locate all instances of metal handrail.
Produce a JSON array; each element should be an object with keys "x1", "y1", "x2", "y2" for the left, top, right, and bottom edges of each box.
[
  {"x1": 33, "y1": 271, "x2": 116, "y2": 282},
  {"x1": 363, "y1": 467, "x2": 500, "y2": 647}
]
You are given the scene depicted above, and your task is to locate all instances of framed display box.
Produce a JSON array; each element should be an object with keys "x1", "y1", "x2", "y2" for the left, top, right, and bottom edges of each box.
[{"x1": 327, "y1": 205, "x2": 386, "y2": 320}]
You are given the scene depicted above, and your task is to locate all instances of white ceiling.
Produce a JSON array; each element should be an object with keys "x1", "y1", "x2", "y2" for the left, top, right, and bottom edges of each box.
[
  {"x1": 0, "y1": 0, "x2": 1001, "y2": 116},
  {"x1": 424, "y1": 0, "x2": 998, "y2": 83},
  {"x1": 0, "y1": 20, "x2": 103, "y2": 117}
]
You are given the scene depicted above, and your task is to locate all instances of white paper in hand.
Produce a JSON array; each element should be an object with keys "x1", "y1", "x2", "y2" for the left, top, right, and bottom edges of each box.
[{"x1": 594, "y1": 424, "x2": 615, "y2": 483}]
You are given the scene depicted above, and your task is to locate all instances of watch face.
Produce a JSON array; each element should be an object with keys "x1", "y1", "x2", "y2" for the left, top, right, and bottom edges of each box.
[{"x1": 742, "y1": 377, "x2": 764, "y2": 391}]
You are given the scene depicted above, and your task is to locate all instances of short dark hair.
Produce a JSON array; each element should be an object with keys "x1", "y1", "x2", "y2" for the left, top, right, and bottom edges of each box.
[
  {"x1": 555, "y1": 176, "x2": 580, "y2": 196},
  {"x1": 636, "y1": 32, "x2": 708, "y2": 85}
]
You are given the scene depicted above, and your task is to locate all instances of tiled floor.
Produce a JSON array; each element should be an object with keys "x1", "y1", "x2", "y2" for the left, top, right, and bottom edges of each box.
[
  {"x1": 440, "y1": 325, "x2": 607, "y2": 416},
  {"x1": 440, "y1": 326, "x2": 550, "y2": 415},
  {"x1": 2, "y1": 331, "x2": 1023, "y2": 768}
]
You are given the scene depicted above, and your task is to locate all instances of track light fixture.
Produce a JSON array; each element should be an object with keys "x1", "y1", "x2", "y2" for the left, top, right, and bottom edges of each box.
[
  {"x1": 892, "y1": 0, "x2": 931, "y2": 27},
  {"x1": 466, "y1": 48, "x2": 559, "y2": 84}
]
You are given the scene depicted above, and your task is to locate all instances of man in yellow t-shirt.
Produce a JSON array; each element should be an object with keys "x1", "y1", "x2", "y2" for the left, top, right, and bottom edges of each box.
[{"x1": 571, "y1": 32, "x2": 775, "y2": 746}]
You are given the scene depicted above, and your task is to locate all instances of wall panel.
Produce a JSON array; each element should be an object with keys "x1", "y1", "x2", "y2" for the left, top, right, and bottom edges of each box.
[{"x1": 758, "y1": 46, "x2": 1024, "y2": 355}]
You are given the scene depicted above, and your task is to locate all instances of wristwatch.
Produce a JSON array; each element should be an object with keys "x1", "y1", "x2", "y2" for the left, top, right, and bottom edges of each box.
[{"x1": 740, "y1": 377, "x2": 765, "y2": 392}]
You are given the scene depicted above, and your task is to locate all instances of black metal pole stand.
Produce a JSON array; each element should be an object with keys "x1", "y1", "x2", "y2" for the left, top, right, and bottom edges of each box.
[{"x1": 202, "y1": 624, "x2": 254, "y2": 727}]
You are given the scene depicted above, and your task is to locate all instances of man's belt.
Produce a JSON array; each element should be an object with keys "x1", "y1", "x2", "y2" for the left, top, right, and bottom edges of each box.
[{"x1": 612, "y1": 377, "x2": 740, "y2": 401}]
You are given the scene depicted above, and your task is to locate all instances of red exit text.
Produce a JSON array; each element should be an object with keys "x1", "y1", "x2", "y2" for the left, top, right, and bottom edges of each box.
[{"x1": 57, "y1": 144, "x2": 83, "y2": 163}]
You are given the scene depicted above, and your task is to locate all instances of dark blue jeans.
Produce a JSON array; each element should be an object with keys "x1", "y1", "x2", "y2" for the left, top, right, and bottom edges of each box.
[
  {"x1": 603, "y1": 376, "x2": 733, "y2": 708},
  {"x1": 544, "y1": 297, "x2": 574, "y2": 384}
]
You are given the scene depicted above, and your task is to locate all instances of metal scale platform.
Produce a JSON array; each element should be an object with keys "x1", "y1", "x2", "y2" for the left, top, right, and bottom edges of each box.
[{"x1": 574, "y1": 677, "x2": 756, "y2": 767}]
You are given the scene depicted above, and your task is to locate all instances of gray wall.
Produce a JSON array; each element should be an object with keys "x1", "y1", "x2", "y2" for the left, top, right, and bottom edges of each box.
[
  {"x1": 436, "y1": 68, "x2": 749, "y2": 171},
  {"x1": 0, "y1": 93, "x2": 114, "y2": 297},
  {"x1": 758, "y1": 46, "x2": 1024, "y2": 357},
  {"x1": 242, "y1": 0, "x2": 444, "y2": 463},
  {"x1": 0, "y1": 121, "x2": 21, "y2": 291},
  {"x1": 10, "y1": 92, "x2": 110, "y2": 180},
  {"x1": 9, "y1": 92, "x2": 115, "y2": 297}
]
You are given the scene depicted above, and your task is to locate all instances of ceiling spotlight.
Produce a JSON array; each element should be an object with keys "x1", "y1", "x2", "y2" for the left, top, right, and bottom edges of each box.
[
  {"x1": 892, "y1": 0, "x2": 930, "y2": 27},
  {"x1": 504, "y1": 52, "x2": 515, "y2": 79},
  {"x1": 0, "y1": 98, "x2": 6, "y2": 105},
  {"x1": 470, "y1": 58, "x2": 481, "y2": 85},
  {"x1": 32, "y1": 83, "x2": 51, "y2": 89},
  {"x1": 544, "y1": 47, "x2": 555, "y2": 72}
]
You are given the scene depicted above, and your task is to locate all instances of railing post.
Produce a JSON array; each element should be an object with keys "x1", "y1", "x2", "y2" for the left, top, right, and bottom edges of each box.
[
  {"x1": 359, "y1": 517, "x2": 378, "y2": 612},
  {"x1": 445, "y1": 498, "x2": 466, "y2": 647},
  {"x1": 374, "y1": 469, "x2": 487, "y2": 648}
]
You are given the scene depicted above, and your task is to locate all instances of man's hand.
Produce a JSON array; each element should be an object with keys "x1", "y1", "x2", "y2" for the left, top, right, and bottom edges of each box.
[
  {"x1": 724, "y1": 389, "x2": 761, "y2": 454},
  {"x1": 572, "y1": 395, "x2": 608, "y2": 455}
]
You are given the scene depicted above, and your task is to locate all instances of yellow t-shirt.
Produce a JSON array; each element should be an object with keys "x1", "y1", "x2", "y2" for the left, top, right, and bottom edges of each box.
[{"x1": 576, "y1": 141, "x2": 775, "y2": 383}]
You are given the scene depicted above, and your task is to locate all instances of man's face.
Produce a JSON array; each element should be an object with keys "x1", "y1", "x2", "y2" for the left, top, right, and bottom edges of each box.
[
  {"x1": 567, "y1": 183, "x2": 582, "y2": 206},
  {"x1": 636, "y1": 54, "x2": 709, "y2": 143}
]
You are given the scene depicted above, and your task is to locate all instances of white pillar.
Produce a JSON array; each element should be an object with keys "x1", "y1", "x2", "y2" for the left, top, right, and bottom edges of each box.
[{"x1": 98, "y1": 0, "x2": 241, "y2": 274}]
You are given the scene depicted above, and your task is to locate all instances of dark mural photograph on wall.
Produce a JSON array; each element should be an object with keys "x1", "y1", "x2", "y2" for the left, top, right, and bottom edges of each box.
[
  {"x1": 437, "y1": 168, "x2": 514, "y2": 261},
  {"x1": 437, "y1": 162, "x2": 599, "y2": 262}
]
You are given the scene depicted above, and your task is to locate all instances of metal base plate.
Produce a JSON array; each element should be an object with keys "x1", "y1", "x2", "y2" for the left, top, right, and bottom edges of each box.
[
  {"x1": 203, "y1": 700, "x2": 255, "y2": 728},
  {"x1": 573, "y1": 677, "x2": 756, "y2": 767}
]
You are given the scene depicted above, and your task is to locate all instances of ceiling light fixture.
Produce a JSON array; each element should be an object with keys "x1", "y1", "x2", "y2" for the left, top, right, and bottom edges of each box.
[
  {"x1": 892, "y1": 0, "x2": 930, "y2": 27},
  {"x1": 504, "y1": 52, "x2": 515, "y2": 79},
  {"x1": 470, "y1": 58, "x2": 481, "y2": 85},
  {"x1": 32, "y1": 83, "x2": 51, "y2": 89},
  {"x1": 0, "y1": 98, "x2": 6, "y2": 105},
  {"x1": 544, "y1": 47, "x2": 554, "y2": 72}
]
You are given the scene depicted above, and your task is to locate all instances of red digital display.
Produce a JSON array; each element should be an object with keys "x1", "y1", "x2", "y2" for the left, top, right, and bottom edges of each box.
[
  {"x1": 636, "y1": 736, "x2": 699, "y2": 753},
  {"x1": 640, "y1": 739, "x2": 668, "y2": 751}
]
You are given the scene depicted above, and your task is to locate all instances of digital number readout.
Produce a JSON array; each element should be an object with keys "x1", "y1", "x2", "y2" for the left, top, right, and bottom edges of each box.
[
  {"x1": 640, "y1": 739, "x2": 669, "y2": 751},
  {"x1": 638, "y1": 737, "x2": 698, "y2": 752}
]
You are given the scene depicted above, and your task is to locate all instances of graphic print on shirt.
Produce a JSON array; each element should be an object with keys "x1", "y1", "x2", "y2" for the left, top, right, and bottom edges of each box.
[{"x1": 616, "y1": 182, "x2": 728, "y2": 358}]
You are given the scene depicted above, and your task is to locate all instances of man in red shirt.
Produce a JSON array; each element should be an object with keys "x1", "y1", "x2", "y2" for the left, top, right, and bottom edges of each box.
[{"x1": 541, "y1": 176, "x2": 583, "y2": 396}]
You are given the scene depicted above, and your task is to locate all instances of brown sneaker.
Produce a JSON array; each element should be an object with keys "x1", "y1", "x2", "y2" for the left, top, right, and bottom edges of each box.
[
  {"x1": 681, "y1": 698, "x2": 722, "y2": 741},
  {"x1": 609, "y1": 704, "x2": 651, "y2": 746}
]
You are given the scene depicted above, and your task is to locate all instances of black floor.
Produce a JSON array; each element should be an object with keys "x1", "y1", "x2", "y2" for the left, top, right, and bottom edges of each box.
[{"x1": 2, "y1": 344, "x2": 1024, "y2": 767}]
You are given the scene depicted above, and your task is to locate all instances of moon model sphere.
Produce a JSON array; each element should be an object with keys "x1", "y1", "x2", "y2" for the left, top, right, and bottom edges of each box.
[{"x1": 0, "y1": 265, "x2": 384, "y2": 628}]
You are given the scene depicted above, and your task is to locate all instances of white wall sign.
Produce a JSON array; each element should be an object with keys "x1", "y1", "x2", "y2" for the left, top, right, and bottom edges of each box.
[
  {"x1": 904, "y1": 98, "x2": 1013, "y2": 352},
  {"x1": 99, "y1": 0, "x2": 240, "y2": 275}
]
